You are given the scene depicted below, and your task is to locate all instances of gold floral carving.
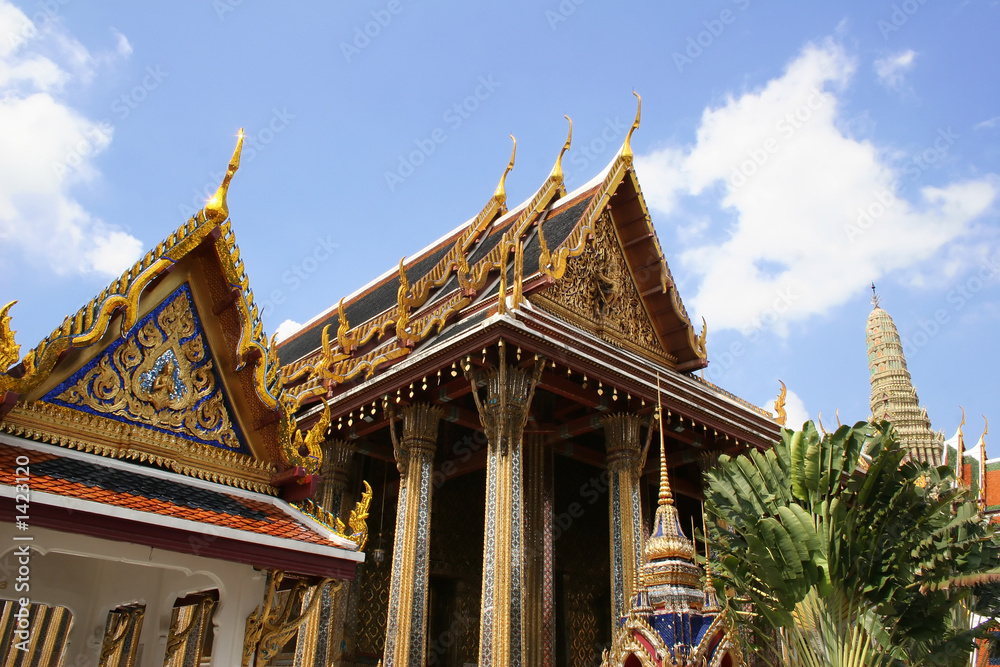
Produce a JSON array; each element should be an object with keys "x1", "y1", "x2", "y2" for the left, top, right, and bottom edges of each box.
[
  {"x1": 534, "y1": 212, "x2": 661, "y2": 355},
  {"x1": 55, "y1": 289, "x2": 242, "y2": 451}
]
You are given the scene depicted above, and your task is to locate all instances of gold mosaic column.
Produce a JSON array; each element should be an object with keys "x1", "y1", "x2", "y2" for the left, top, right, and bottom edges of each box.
[
  {"x1": 523, "y1": 433, "x2": 555, "y2": 667},
  {"x1": 602, "y1": 413, "x2": 645, "y2": 622},
  {"x1": 383, "y1": 402, "x2": 443, "y2": 667},
  {"x1": 468, "y1": 344, "x2": 544, "y2": 667}
]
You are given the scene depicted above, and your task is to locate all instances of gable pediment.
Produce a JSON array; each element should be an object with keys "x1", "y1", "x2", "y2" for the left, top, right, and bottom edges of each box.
[
  {"x1": 531, "y1": 210, "x2": 670, "y2": 363},
  {"x1": 42, "y1": 283, "x2": 251, "y2": 456}
]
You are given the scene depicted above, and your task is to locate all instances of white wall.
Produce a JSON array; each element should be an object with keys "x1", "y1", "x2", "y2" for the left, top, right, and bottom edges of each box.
[{"x1": 0, "y1": 523, "x2": 266, "y2": 667}]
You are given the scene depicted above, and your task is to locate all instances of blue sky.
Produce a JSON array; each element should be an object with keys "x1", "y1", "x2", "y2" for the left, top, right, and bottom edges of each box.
[{"x1": 0, "y1": 1, "x2": 997, "y2": 455}]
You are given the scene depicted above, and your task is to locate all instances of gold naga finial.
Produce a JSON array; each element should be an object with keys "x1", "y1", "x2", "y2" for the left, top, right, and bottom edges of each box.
[
  {"x1": 551, "y1": 115, "x2": 573, "y2": 183},
  {"x1": 696, "y1": 316, "x2": 708, "y2": 360},
  {"x1": 622, "y1": 90, "x2": 642, "y2": 164},
  {"x1": 335, "y1": 480, "x2": 373, "y2": 550},
  {"x1": 0, "y1": 301, "x2": 20, "y2": 372},
  {"x1": 336, "y1": 297, "x2": 356, "y2": 354},
  {"x1": 204, "y1": 128, "x2": 245, "y2": 225},
  {"x1": 493, "y1": 135, "x2": 517, "y2": 204},
  {"x1": 278, "y1": 394, "x2": 328, "y2": 475},
  {"x1": 774, "y1": 380, "x2": 788, "y2": 427}
]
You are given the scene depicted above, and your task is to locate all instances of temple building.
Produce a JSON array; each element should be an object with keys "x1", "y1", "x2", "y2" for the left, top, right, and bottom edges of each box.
[
  {"x1": 275, "y1": 97, "x2": 777, "y2": 666},
  {"x1": 0, "y1": 97, "x2": 783, "y2": 666},
  {"x1": 0, "y1": 132, "x2": 370, "y2": 667}
]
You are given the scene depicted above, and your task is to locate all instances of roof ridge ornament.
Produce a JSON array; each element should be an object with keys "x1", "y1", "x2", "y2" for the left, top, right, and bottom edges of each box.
[
  {"x1": 622, "y1": 90, "x2": 641, "y2": 165},
  {"x1": 774, "y1": 380, "x2": 788, "y2": 427},
  {"x1": 0, "y1": 301, "x2": 20, "y2": 372},
  {"x1": 551, "y1": 115, "x2": 573, "y2": 183},
  {"x1": 493, "y1": 135, "x2": 516, "y2": 205},
  {"x1": 204, "y1": 128, "x2": 244, "y2": 225}
]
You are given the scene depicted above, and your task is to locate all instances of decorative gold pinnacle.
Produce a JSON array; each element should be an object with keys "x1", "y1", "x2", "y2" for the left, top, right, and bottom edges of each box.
[
  {"x1": 774, "y1": 380, "x2": 788, "y2": 427},
  {"x1": 493, "y1": 135, "x2": 516, "y2": 204},
  {"x1": 204, "y1": 128, "x2": 244, "y2": 224},
  {"x1": 551, "y1": 115, "x2": 573, "y2": 183},
  {"x1": 696, "y1": 316, "x2": 708, "y2": 360},
  {"x1": 657, "y1": 387, "x2": 673, "y2": 507},
  {"x1": 0, "y1": 301, "x2": 20, "y2": 372},
  {"x1": 622, "y1": 90, "x2": 641, "y2": 164}
]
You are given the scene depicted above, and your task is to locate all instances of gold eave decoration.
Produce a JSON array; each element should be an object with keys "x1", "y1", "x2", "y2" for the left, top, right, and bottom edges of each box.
[
  {"x1": 0, "y1": 400, "x2": 277, "y2": 493},
  {"x1": 295, "y1": 480, "x2": 373, "y2": 550},
  {"x1": 278, "y1": 395, "x2": 329, "y2": 475},
  {"x1": 0, "y1": 130, "x2": 282, "y2": 414}
]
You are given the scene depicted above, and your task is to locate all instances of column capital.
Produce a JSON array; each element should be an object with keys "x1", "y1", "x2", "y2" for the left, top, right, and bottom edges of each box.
[{"x1": 602, "y1": 412, "x2": 644, "y2": 471}]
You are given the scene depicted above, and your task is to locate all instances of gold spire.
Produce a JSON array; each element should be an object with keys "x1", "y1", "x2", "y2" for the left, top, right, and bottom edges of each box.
[
  {"x1": 643, "y1": 375, "x2": 695, "y2": 565},
  {"x1": 622, "y1": 90, "x2": 641, "y2": 164},
  {"x1": 204, "y1": 128, "x2": 244, "y2": 224},
  {"x1": 0, "y1": 301, "x2": 20, "y2": 372},
  {"x1": 493, "y1": 135, "x2": 516, "y2": 204},
  {"x1": 980, "y1": 416, "x2": 990, "y2": 509},
  {"x1": 551, "y1": 115, "x2": 573, "y2": 183},
  {"x1": 957, "y1": 407, "x2": 967, "y2": 486},
  {"x1": 870, "y1": 282, "x2": 881, "y2": 309}
]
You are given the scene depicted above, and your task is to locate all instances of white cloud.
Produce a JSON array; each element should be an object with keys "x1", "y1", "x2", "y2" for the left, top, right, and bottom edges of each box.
[
  {"x1": 975, "y1": 116, "x2": 1000, "y2": 131},
  {"x1": 274, "y1": 319, "x2": 303, "y2": 343},
  {"x1": 0, "y1": 1, "x2": 141, "y2": 277},
  {"x1": 637, "y1": 39, "x2": 997, "y2": 335},
  {"x1": 764, "y1": 387, "x2": 810, "y2": 431},
  {"x1": 874, "y1": 49, "x2": 916, "y2": 89},
  {"x1": 111, "y1": 28, "x2": 132, "y2": 58}
]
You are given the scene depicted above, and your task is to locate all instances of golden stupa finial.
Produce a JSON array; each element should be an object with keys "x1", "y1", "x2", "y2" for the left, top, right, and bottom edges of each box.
[
  {"x1": 493, "y1": 135, "x2": 517, "y2": 204},
  {"x1": 0, "y1": 301, "x2": 20, "y2": 372},
  {"x1": 774, "y1": 380, "x2": 788, "y2": 427},
  {"x1": 656, "y1": 373, "x2": 673, "y2": 507},
  {"x1": 204, "y1": 128, "x2": 245, "y2": 224},
  {"x1": 622, "y1": 90, "x2": 642, "y2": 164},
  {"x1": 551, "y1": 115, "x2": 573, "y2": 182},
  {"x1": 870, "y1": 282, "x2": 881, "y2": 309}
]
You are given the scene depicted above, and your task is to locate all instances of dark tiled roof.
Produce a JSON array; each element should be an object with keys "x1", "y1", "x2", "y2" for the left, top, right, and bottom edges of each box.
[
  {"x1": 0, "y1": 444, "x2": 334, "y2": 546},
  {"x1": 279, "y1": 242, "x2": 454, "y2": 364}
]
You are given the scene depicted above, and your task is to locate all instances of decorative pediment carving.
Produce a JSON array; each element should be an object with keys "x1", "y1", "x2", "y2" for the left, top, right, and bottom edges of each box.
[
  {"x1": 533, "y1": 212, "x2": 663, "y2": 358},
  {"x1": 43, "y1": 285, "x2": 249, "y2": 455}
]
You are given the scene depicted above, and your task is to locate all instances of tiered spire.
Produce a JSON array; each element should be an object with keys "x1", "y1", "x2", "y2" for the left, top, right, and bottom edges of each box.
[
  {"x1": 639, "y1": 380, "x2": 705, "y2": 611},
  {"x1": 866, "y1": 292, "x2": 945, "y2": 465}
]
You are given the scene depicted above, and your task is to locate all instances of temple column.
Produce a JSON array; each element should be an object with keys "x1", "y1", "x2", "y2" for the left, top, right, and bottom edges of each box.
[
  {"x1": 318, "y1": 439, "x2": 356, "y2": 520},
  {"x1": 316, "y1": 439, "x2": 356, "y2": 664},
  {"x1": 602, "y1": 413, "x2": 645, "y2": 621},
  {"x1": 383, "y1": 402, "x2": 443, "y2": 667},
  {"x1": 523, "y1": 433, "x2": 555, "y2": 667},
  {"x1": 468, "y1": 344, "x2": 544, "y2": 667}
]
